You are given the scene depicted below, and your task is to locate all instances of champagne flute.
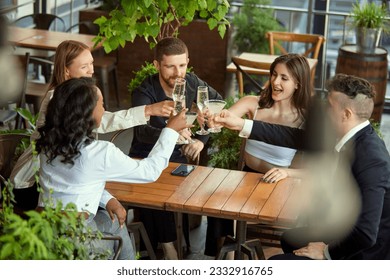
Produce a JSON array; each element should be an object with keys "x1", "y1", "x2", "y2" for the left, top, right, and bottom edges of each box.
[
  {"x1": 205, "y1": 99, "x2": 226, "y2": 133},
  {"x1": 172, "y1": 77, "x2": 186, "y2": 115},
  {"x1": 195, "y1": 86, "x2": 209, "y2": 135},
  {"x1": 177, "y1": 111, "x2": 198, "y2": 145}
]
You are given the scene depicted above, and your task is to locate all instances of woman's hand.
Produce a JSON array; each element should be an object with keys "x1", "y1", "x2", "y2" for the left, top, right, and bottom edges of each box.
[
  {"x1": 106, "y1": 198, "x2": 127, "y2": 228},
  {"x1": 166, "y1": 109, "x2": 192, "y2": 132},
  {"x1": 262, "y1": 167, "x2": 288, "y2": 183}
]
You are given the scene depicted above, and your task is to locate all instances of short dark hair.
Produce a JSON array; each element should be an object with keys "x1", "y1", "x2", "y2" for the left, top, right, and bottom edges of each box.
[
  {"x1": 36, "y1": 77, "x2": 98, "y2": 165},
  {"x1": 326, "y1": 74, "x2": 375, "y2": 119},
  {"x1": 154, "y1": 37, "x2": 188, "y2": 61},
  {"x1": 326, "y1": 73, "x2": 375, "y2": 99}
]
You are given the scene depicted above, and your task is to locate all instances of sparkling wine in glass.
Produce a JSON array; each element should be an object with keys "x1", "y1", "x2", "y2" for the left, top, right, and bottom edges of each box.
[
  {"x1": 195, "y1": 86, "x2": 209, "y2": 135},
  {"x1": 205, "y1": 99, "x2": 226, "y2": 133},
  {"x1": 172, "y1": 77, "x2": 186, "y2": 115}
]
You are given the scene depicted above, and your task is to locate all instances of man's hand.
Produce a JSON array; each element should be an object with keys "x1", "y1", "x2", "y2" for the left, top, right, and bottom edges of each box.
[
  {"x1": 214, "y1": 109, "x2": 245, "y2": 131},
  {"x1": 293, "y1": 242, "x2": 327, "y2": 260},
  {"x1": 106, "y1": 198, "x2": 127, "y2": 228},
  {"x1": 181, "y1": 139, "x2": 204, "y2": 162},
  {"x1": 178, "y1": 128, "x2": 192, "y2": 142},
  {"x1": 145, "y1": 100, "x2": 174, "y2": 117}
]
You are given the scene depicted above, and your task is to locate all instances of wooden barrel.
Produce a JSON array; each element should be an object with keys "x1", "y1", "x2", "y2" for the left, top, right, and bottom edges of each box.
[{"x1": 336, "y1": 45, "x2": 388, "y2": 123}]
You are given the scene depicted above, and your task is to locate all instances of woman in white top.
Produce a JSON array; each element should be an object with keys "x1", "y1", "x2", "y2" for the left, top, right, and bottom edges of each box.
[
  {"x1": 11, "y1": 40, "x2": 174, "y2": 210},
  {"x1": 229, "y1": 53, "x2": 311, "y2": 182},
  {"x1": 36, "y1": 77, "x2": 188, "y2": 259}
]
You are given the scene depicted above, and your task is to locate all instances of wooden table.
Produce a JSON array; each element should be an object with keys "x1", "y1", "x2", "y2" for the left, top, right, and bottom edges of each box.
[
  {"x1": 106, "y1": 162, "x2": 302, "y2": 259},
  {"x1": 8, "y1": 26, "x2": 100, "y2": 51}
]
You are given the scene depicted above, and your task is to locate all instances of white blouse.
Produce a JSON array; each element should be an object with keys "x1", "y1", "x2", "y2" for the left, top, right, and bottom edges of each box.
[{"x1": 38, "y1": 127, "x2": 178, "y2": 215}]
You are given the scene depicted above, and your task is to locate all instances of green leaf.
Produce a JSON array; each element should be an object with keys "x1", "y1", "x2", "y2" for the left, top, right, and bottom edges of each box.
[
  {"x1": 143, "y1": 0, "x2": 154, "y2": 8},
  {"x1": 122, "y1": 0, "x2": 138, "y2": 16},
  {"x1": 146, "y1": 24, "x2": 160, "y2": 38},
  {"x1": 207, "y1": 18, "x2": 218, "y2": 30},
  {"x1": 199, "y1": 0, "x2": 207, "y2": 10},
  {"x1": 206, "y1": 0, "x2": 217, "y2": 11},
  {"x1": 218, "y1": 24, "x2": 227, "y2": 39}
]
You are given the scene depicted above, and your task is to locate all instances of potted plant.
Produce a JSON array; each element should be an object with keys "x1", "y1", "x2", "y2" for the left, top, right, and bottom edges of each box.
[
  {"x1": 92, "y1": 0, "x2": 230, "y2": 52},
  {"x1": 232, "y1": 0, "x2": 284, "y2": 54},
  {"x1": 350, "y1": 0, "x2": 389, "y2": 53},
  {"x1": 79, "y1": 0, "x2": 231, "y2": 100}
]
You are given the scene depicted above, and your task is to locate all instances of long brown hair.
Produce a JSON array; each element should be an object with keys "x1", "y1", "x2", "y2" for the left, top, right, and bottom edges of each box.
[
  {"x1": 258, "y1": 53, "x2": 311, "y2": 120},
  {"x1": 48, "y1": 40, "x2": 90, "y2": 91}
]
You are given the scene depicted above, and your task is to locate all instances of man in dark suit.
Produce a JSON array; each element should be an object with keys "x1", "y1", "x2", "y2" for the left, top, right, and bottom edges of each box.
[{"x1": 215, "y1": 74, "x2": 390, "y2": 260}]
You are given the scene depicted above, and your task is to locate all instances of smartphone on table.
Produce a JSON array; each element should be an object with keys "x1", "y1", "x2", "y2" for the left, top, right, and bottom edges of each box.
[{"x1": 171, "y1": 164, "x2": 196, "y2": 177}]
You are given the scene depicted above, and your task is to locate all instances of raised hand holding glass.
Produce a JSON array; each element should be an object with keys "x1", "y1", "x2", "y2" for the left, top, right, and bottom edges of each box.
[
  {"x1": 176, "y1": 111, "x2": 198, "y2": 145},
  {"x1": 205, "y1": 99, "x2": 226, "y2": 133}
]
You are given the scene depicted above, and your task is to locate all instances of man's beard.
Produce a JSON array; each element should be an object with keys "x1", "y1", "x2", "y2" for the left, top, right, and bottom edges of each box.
[{"x1": 162, "y1": 75, "x2": 182, "y2": 89}]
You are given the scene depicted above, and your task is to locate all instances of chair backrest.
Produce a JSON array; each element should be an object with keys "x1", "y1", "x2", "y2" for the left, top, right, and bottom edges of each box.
[
  {"x1": 66, "y1": 21, "x2": 100, "y2": 35},
  {"x1": 232, "y1": 56, "x2": 270, "y2": 96},
  {"x1": 13, "y1": 13, "x2": 66, "y2": 31},
  {"x1": 29, "y1": 56, "x2": 54, "y2": 81},
  {"x1": 266, "y1": 31, "x2": 325, "y2": 59},
  {"x1": 109, "y1": 128, "x2": 134, "y2": 155}
]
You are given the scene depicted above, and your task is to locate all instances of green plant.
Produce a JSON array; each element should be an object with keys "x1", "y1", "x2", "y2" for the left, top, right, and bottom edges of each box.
[
  {"x1": 351, "y1": 0, "x2": 388, "y2": 29},
  {"x1": 0, "y1": 183, "x2": 107, "y2": 259},
  {"x1": 370, "y1": 119, "x2": 383, "y2": 139},
  {"x1": 0, "y1": 109, "x2": 108, "y2": 260},
  {"x1": 93, "y1": 0, "x2": 230, "y2": 52},
  {"x1": 232, "y1": 0, "x2": 284, "y2": 53},
  {"x1": 128, "y1": 61, "x2": 158, "y2": 94},
  {"x1": 208, "y1": 96, "x2": 243, "y2": 170}
]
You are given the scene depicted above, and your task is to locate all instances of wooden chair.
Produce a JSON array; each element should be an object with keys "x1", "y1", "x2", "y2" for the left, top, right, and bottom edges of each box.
[
  {"x1": 266, "y1": 31, "x2": 325, "y2": 85},
  {"x1": 13, "y1": 14, "x2": 65, "y2": 83},
  {"x1": 231, "y1": 56, "x2": 270, "y2": 96},
  {"x1": 25, "y1": 56, "x2": 53, "y2": 114},
  {"x1": 67, "y1": 21, "x2": 120, "y2": 109},
  {"x1": 0, "y1": 53, "x2": 29, "y2": 129}
]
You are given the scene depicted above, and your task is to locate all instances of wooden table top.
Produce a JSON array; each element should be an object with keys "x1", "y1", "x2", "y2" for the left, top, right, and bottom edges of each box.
[
  {"x1": 8, "y1": 26, "x2": 100, "y2": 51},
  {"x1": 106, "y1": 162, "x2": 301, "y2": 227},
  {"x1": 226, "y1": 52, "x2": 318, "y2": 75}
]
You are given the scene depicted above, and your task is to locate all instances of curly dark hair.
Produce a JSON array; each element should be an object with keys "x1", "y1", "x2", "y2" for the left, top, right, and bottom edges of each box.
[
  {"x1": 258, "y1": 53, "x2": 311, "y2": 120},
  {"x1": 325, "y1": 73, "x2": 375, "y2": 99},
  {"x1": 326, "y1": 73, "x2": 375, "y2": 119},
  {"x1": 36, "y1": 77, "x2": 98, "y2": 165}
]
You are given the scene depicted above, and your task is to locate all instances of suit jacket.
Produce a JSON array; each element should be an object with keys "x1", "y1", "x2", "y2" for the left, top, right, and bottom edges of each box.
[{"x1": 249, "y1": 121, "x2": 390, "y2": 259}]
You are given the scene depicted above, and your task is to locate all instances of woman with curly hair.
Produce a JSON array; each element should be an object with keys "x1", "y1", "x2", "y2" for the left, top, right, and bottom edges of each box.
[
  {"x1": 11, "y1": 40, "x2": 174, "y2": 210},
  {"x1": 36, "y1": 77, "x2": 188, "y2": 259}
]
